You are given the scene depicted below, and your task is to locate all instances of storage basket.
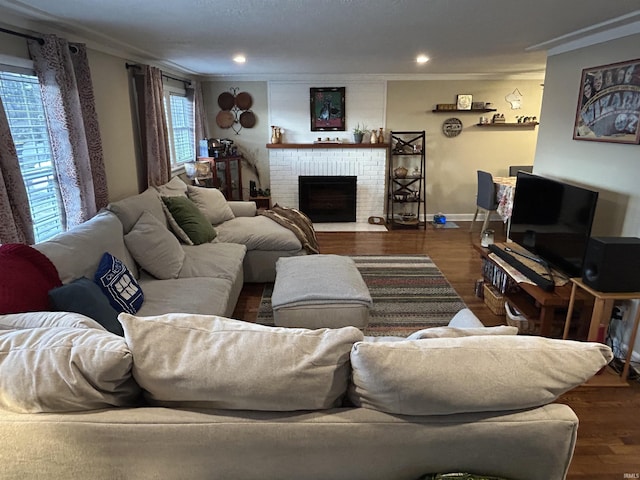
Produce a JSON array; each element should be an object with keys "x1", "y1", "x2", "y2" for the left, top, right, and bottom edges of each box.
[
  {"x1": 505, "y1": 301, "x2": 538, "y2": 334},
  {"x1": 482, "y1": 284, "x2": 505, "y2": 316}
]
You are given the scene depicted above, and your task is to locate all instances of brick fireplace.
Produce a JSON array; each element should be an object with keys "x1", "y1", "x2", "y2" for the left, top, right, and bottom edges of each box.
[{"x1": 267, "y1": 144, "x2": 387, "y2": 223}]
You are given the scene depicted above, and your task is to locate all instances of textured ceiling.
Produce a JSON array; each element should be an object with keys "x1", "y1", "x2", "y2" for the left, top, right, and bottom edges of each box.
[{"x1": 1, "y1": 0, "x2": 639, "y2": 78}]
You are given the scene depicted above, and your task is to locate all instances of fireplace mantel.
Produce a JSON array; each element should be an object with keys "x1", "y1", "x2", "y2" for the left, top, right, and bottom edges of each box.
[{"x1": 266, "y1": 143, "x2": 389, "y2": 149}]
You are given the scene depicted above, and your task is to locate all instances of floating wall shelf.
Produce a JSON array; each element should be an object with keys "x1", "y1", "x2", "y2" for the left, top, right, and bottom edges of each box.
[
  {"x1": 266, "y1": 143, "x2": 389, "y2": 149},
  {"x1": 475, "y1": 122, "x2": 539, "y2": 128},
  {"x1": 432, "y1": 108, "x2": 497, "y2": 113}
]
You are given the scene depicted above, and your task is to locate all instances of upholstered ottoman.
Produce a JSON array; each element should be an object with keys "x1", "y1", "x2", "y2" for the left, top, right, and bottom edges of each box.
[{"x1": 271, "y1": 255, "x2": 373, "y2": 329}]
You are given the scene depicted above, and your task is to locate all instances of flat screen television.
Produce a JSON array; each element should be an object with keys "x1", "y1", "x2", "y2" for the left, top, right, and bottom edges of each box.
[{"x1": 509, "y1": 172, "x2": 599, "y2": 279}]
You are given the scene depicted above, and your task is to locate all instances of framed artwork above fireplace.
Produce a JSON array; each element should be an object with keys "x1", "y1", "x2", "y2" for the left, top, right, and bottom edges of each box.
[{"x1": 310, "y1": 87, "x2": 346, "y2": 131}]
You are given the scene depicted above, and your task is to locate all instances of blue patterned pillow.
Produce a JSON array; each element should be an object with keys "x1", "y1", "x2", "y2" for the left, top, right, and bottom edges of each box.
[{"x1": 94, "y1": 252, "x2": 144, "y2": 314}]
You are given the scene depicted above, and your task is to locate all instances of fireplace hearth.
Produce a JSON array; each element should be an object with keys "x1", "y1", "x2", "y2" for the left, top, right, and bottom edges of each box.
[{"x1": 299, "y1": 176, "x2": 357, "y2": 222}]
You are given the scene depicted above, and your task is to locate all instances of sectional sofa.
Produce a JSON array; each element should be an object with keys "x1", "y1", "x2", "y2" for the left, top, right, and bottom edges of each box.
[
  {"x1": 0, "y1": 177, "x2": 613, "y2": 479},
  {"x1": 0, "y1": 307, "x2": 612, "y2": 480},
  {"x1": 28, "y1": 176, "x2": 307, "y2": 321}
]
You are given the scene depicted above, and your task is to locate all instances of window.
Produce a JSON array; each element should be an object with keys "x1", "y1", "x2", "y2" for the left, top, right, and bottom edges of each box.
[
  {"x1": 0, "y1": 70, "x2": 64, "y2": 242},
  {"x1": 163, "y1": 86, "x2": 195, "y2": 169}
]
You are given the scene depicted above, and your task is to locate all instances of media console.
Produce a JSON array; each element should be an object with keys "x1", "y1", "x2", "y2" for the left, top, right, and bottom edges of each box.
[
  {"x1": 474, "y1": 243, "x2": 589, "y2": 338},
  {"x1": 488, "y1": 244, "x2": 555, "y2": 291}
]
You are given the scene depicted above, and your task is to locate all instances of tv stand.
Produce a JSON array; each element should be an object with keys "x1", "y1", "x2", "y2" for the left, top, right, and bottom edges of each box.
[
  {"x1": 474, "y1": 243, "x2": 588, "y2": 338},
  {"x1": 488, "y1": 244, "x2": 555, "y2": 291}
]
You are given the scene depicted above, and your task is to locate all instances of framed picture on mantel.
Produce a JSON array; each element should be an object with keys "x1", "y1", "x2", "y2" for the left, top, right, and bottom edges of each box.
[
  {"x1": 310, "y1": 87, "x2": 346, "y2": 131},
  {"x1": 573, "y1": 58, "x2": 640, "y2": 144}
]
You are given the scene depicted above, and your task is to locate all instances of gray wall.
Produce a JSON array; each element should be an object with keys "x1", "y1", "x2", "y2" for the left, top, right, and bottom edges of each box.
[{"x1": 534, "y1": 33, "x2": 640, "y2": 237}]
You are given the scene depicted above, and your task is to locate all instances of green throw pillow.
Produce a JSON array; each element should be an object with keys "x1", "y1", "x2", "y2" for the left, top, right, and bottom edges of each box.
[{"x1": 161, "y1": 196, "x2": 216, "y2": 245}]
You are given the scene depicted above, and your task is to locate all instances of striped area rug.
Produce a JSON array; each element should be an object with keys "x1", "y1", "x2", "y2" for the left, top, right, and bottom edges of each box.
[{"x1": 256, "y1": 254, "x2": 467, "y2": 337}]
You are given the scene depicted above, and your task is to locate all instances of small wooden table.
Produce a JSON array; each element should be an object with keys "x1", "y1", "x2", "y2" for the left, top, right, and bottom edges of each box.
[
  {"x1": 249, "y1": 196, "x2": 271, "y2": 210},
  {"x1": 563, "y1": 277, "x2": 640, "y2": 384}
]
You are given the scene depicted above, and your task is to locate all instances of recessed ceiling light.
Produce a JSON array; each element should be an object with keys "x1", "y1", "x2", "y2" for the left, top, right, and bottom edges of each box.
[
  {"x1": 416, "y1": 55, "x2": 429, "y2": 64},
  {"x1": 233, "y1": 55, "x2": 246, "y2": 64}
]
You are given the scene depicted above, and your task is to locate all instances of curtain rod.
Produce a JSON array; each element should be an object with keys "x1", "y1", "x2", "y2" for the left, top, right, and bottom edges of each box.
[
  {"x1": 125, "y1": 63, "x2": 191, "y2": 86},
  {"x1": 0, "y1": 26, "x2": 44, "y2": 45}
]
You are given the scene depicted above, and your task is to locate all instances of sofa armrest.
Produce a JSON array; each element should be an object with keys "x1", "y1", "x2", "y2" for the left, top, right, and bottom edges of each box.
[{"x1": 228, "y1": 201, "x2": 257, "y2": 218}]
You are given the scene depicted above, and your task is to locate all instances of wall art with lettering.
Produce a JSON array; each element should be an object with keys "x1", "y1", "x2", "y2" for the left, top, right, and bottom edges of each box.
[{"x1": 573, "y1": 58, "x2": 640, "y2": 144}]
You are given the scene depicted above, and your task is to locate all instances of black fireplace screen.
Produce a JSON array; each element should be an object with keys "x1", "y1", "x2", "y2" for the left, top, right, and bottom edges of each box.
[{"x1": 298, "y1": 176, "x2": 356, "y2": 222}]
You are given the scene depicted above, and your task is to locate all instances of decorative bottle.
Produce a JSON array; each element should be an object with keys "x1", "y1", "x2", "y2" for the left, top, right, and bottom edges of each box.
[
  {"x1": 378, "y1": 127, "x2": 384, "y2": 143},
  {"x1": 370, "y1": 129, "x2": 378, "y2": 144}
]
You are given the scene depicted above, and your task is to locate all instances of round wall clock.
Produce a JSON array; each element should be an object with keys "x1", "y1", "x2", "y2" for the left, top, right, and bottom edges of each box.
[{"x1": 442, "y1": 118, "x2": 463, "y2": 137}]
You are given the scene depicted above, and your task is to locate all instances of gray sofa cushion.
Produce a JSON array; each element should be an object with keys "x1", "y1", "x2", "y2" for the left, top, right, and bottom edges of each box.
[
  {"x1": 0, "y1": 327, "x2": 140, "y2": 413},
  {"x1": 135, "y1": 277, "x2": 234, "y2": 317},
  {"x1": 180, "y1": 242, "x2": 246, "y2": 282},
  {"x1": 154, "y1": 176, "x2": 188, "y2": 197},
  {"x1": 349, "y1": 335, "x2": 613, "y2": 415},
  {"x1": 108, "y1": 188, "x2": 167, "y2": 234},
  {"x1": 0, "y1": 403, "x2": 579, "y2": 480},
  {"x1": 215, "y1": 216, "x2": 301, "y2": 251},
  {"x1": 187, "y1": 185, "x2": 235, "y2": 225},
  {"x1": 34, "y1": 211, "x2": 137, "y2": 283},
  {"x1": 124, "y1": 211, "x2": 185, "y2": 279},
  {"x1": 119, "y1": 313, "x2": 364, "y2": 411}
]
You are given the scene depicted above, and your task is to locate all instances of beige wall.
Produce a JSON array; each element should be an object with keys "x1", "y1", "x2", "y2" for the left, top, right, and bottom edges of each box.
[
  {"x1": 87, "y1": 49, "x2": 140, "y2": 201},
  {"x1": 386, "y1": 80, "x2": 542, "y2": 216},
  {"x1": 535, "y1": 33, "x2": 640, "y2": 237},
  {"x1": 203, "y1": 78, "x2": 542, "y2": 216},
  {"x1": 8, "y1": 27, "x2": 638, "y2": 231},
  {"x1": 202, "y1": 81, "x2": 269, "y2": 198}
]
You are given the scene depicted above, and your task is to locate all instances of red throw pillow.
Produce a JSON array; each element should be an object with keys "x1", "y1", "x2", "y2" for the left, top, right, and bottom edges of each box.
[{"x1": 0, "y1": 243, "x2": 62, "y2": 314}]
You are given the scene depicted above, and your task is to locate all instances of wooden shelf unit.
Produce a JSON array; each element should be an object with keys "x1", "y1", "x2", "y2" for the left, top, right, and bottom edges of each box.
[{"x1": 386, "y1": 131, "x2": 426, "y2": 229}]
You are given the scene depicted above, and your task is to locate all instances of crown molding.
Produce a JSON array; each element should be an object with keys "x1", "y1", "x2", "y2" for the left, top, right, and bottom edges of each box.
[
  {"x1": 527, "y1": 10, "x2": 640, "y2": 56},
  {"x1": 203, "y1": 71, "x2": 546, "y2": 83}
]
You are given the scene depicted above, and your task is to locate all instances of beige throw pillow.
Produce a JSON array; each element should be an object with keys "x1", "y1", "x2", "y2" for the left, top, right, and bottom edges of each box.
[
  {"x1": 0, "y1": 311, "x2": 105, "y2": 331},
  {"x1": 406, "y1": 325, "x2": 518, "y2": 339},
  {"x1": 124, "y1": 211, "x2": 185, "y2": 279},
  {"x1": 154, "y1": 175, "x2": 188, "y2": 197},
  {"x1": 119, "y1": 312, "x2": 363, "y2": 411},
  {"x1": 349, "y1": 335, "x2": 612, "y2": 415},
  {"x1": 0, "y1": 327, "x2": 140, "y2": 412},
  {"x1": 187, "y1": 185, "x2": 235, "y2": 225}
]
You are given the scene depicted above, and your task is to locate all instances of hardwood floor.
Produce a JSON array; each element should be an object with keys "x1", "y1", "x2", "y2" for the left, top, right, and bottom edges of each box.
[{"x1": 232, "y1": 221, "x2": 640, "y2": 479}]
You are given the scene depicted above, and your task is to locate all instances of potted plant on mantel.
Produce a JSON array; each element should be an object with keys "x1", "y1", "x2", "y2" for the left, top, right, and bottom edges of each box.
[{"x1": 352, "y1": 123, "x2": 367, "y2": 143}]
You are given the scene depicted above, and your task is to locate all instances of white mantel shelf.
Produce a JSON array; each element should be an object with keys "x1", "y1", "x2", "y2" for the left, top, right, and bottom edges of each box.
[{"x1": 266, "y1": 143, "x2": 390, "y2": 149}]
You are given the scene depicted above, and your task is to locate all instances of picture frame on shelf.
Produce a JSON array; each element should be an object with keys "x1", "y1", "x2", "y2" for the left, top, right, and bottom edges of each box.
[
  {"x1": 472, "y1": 101, "x2": 485, "y2": 110},
  {"x1": 573, "y1": 58, "x2": 640, "y2": 144},
  {"x1": 310, "y1": 87, "x2": 346, "y2": 131},
  {"x1": 456, "y1": 94, "x2": 473, "y2": 110}
]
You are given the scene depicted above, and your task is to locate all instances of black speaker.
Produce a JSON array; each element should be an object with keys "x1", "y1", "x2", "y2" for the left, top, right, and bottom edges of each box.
[{"x1": 582, "y1": 237, "x2": 640, "y2": 292}]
